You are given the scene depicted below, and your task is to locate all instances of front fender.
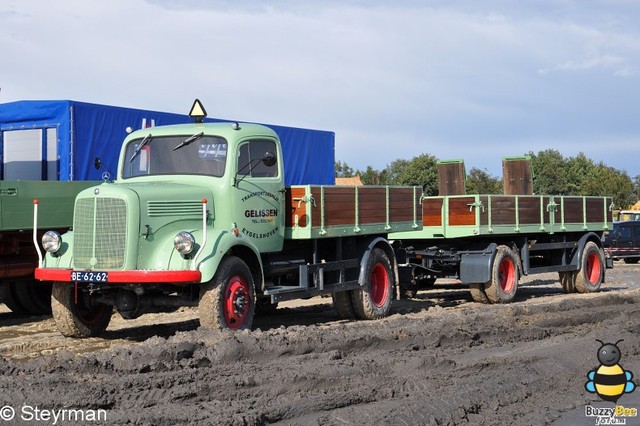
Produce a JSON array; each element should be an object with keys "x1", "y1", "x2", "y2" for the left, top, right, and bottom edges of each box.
[{"x1": 195, "y1": 231, "x2": 263, "y2": 283}]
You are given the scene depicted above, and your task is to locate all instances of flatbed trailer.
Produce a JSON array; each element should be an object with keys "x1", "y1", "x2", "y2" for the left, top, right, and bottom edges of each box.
[{"x1": 392, "y1": 193, "x2": 613, "y2": 302}]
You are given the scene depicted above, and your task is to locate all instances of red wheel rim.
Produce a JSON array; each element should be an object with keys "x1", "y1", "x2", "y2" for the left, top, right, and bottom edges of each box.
[
  {"x1": 498, "y1": 257, "x2": 516, "y2": 294},
  {"x1": 370, "y1": 263, "x2": 389, "y2": 308},
  {"x1": 586, "y1": 251, "x2": 601, "y2": 285},
  {"x1": 224, "y1": 275, "x2": 250, "y2": 329}
]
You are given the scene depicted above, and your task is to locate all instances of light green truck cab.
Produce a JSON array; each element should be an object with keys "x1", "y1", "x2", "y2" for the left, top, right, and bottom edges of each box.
[{"x1": 36, "y1": 117, "x2": 290, "y2": 336}]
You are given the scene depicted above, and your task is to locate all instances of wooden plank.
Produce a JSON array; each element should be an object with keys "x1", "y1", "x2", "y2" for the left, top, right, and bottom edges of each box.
[
  {"x1": 423, "y1": 197, "x2": 443, "y2": 226},
  {"x1": 518, "y1": 196, "x2": 541, "y2": 225},
  {"x1": 438, "y1": 161, "x2": 466, "y2": 195},
  {"x1": 449, "y1": 197, "x2": 476, "y2": 226},
  {"x1": 390, "y1": 188, "x2": 420, "y2": 223},
  {"x1": 487, "y1": 196, "x2": 516, "y2": 225},
  {"x1": 286, "y1": 187, "x2": 308, "y2": 228},
  {"x1": 562, "y1": 198, "x2": 583, "y2": 224},
  {"x1": 502, "y1": 158, "x2": 533, "y2": 195}
]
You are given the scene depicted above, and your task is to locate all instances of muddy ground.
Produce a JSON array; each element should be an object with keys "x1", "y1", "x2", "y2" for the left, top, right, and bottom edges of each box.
[{"x1": 0, "y1": 264, "x2": 639, "y2": 425}]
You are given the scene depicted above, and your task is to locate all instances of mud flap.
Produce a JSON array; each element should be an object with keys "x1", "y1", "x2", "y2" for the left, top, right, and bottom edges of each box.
[{"x1": 459, "y1": 243, "x2": 497, "y2": 284}]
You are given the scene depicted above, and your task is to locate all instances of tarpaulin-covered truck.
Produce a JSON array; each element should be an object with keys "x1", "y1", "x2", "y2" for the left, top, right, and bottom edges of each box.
[
  {"x1": 2, "y1": 99, "x2": 333, "y2": 315},
  {"x1": 33, "y1": 101, "x2": 612, "y2": 338}
]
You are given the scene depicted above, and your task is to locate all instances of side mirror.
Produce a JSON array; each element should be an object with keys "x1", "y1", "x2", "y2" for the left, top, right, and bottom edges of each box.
[
  {"x1": 94, "y1": 157, "x2": 102, "y2": 170},
  {"x1": 262, "y1": 152, "x2": 276, "y2": 167}
]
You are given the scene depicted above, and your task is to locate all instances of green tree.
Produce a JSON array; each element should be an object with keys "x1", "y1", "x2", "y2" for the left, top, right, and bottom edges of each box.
[
  {"x1": 565, "y1": 152, "x2": 595, "y2": 195},
  {"x1": 359, "y1": 166, "x2": 388, "y2": 185},
  {"x1": 581, "y1": 164, "x2": 634, "y2": 208},
  {"x1": 466, "y1": 167, "x2": 502, "y2": 194},
  {"x1": 334, "y1": 161, "x2": 354, "y2": 178},
  {"x1": 528, "y1": 149, "x2": 569, "y2": 195},
  {"x1": 386, "y1": 154, "x2": 438, "y2": 195}
]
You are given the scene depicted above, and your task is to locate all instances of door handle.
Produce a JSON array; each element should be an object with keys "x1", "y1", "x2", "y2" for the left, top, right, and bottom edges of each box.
[{"x1": 0, "y1": 188, "x2": 17, "y2": 196}]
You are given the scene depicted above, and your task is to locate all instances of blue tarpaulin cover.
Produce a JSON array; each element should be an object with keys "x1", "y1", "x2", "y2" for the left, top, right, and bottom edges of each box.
[{"x1": 0, "y1": 100, "x2": 335, "y2": 185}]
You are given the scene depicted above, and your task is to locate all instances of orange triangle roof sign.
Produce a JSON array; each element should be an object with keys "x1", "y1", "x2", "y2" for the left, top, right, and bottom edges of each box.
[{"x1": 189, "y1": 99, "x2": 207, "y2": 122}]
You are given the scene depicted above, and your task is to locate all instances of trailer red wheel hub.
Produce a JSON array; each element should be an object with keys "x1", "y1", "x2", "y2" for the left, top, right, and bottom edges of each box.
[{"x1": 370, "y1": 263, "x2": 389, "y2": 307}]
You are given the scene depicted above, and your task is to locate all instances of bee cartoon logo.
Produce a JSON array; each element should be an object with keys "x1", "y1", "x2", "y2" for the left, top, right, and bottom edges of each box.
[{"x1": 585, "y1": 339, "x2": 636, "y2": 403}]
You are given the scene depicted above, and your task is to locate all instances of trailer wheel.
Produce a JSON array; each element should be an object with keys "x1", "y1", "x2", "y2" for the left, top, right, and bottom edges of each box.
[
  {"x1": 469, "y1": 283, "x2": 490, "y2": 303},
  {"x1": 351, "y1": 248, "x2": 393, "y2": 320},
  {"x1": 559, "y1": 271, "x2": 577, "y2": 293},
  {"x1": 575, "y1": 242, "x2": 604, "y2": 293},
  {"x1": 332, "y1": 291, "x2": 358, "y2": 319},
  {"x1": 484, "y1": 246, "x2": 519, "y2": 304},
  {"x1": 51, "y1": 282, "x2": 112, "y2": 338},
  {"x1": 199, "y1": 256, "x2": 255, "y2": 330}
]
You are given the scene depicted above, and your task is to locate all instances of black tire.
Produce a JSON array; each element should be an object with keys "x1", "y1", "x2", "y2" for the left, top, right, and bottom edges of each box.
[
  {"x1": 14, "y1": 280, "x2": 52, "y2": 315},
  {"x1": 255, "y1": 297, "x2": 278, "y2": 316},
  {"x1": 623, "y1": 258, "x2": 640, "y2": 264},
  {"x1": 199, "y1": 256, "x2": 255, "y2": 330},
  {"x1": 484, "y1": 245, "x2": 519, "y2": 304},
  {"x1": 559, "y1": 271, "x2": 577, "y2": 293},
  {"x1": 469, "y1": 283, "x2": 490, "y2": 303},
  {"x1": 51, "y1": 282, "x2": 112, "y2": 338},
  {"x1": 0, "y1": 283, "x2": 29, "y2": 314},
  {"x1": 351, "y1": 248, "x2": 393, "y2": 320},
  {"x1": 332, "y1": 291, "x2": 358, "y2": 319},
  {"x1": 575, "y1": 242, "x2": 604, "y2": 293}
]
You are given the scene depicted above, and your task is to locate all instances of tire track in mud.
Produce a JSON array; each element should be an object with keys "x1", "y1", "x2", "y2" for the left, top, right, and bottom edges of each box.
[{"x1": 0, "y1": 285, "x2": 638, "y2": 425}]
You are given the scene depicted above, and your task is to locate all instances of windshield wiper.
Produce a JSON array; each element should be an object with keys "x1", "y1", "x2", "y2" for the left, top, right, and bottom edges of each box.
[
  {"x1": 129, "y1": 134, "x2": 152, "y2": 163},
  {"x1": 173, "y1": 131, "x2": 204, "y2": 151}
]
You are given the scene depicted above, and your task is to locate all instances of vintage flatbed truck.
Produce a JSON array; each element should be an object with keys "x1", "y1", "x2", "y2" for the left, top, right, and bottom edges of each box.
[{"x1": 33, "y1": 101, "x2": 612, "y2": 337}]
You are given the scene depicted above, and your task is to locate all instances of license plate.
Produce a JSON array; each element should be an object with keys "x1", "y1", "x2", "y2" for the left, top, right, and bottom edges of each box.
[{"x1": 71, "y1": 271, "x2": 109, "y2": 283}]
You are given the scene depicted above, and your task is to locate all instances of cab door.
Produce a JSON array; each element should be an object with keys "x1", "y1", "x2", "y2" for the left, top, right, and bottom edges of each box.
[{"x1": 234, "y1": 138, "x2": 285, "y2": 252}]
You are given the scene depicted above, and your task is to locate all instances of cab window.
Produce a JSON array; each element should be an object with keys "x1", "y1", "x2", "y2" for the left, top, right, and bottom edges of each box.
[{"x1": 237, "y1": 140, "x2": 278, "y2": 178}]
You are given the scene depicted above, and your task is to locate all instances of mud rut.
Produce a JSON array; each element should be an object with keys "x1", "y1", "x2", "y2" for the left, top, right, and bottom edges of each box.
[{"x1": 0, "y1": 265, "x2": 639, "y2": 425}]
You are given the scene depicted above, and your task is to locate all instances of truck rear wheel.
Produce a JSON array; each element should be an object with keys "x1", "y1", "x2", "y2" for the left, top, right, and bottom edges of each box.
[
  {"x1": 351, "y1": 248, "x2": 393, "y2": 320},
  {"x1": 51, "y1": 282, "x2": 113, "y2": 337},
  {"x1": 199, "y1": 256, "x2": 255, "y2": 330},
  {"x1": 575, "y1": 242, "x2": 604, "y2": 293},
  {"x1": 484, "y1": 246, "x2": 519, "y2": 304}
]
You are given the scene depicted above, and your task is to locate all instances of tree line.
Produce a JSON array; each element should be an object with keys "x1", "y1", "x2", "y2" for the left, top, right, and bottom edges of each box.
[{"x1": 336, "y1": 149, "x2": 640, "y2": 208}]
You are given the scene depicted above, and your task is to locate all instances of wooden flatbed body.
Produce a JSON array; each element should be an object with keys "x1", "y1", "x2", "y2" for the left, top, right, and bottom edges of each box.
[
  {"x1": 285, "y1": 185, "x2": 422, "y2": 239},
  {"x1": 392, "y1": 194, "x2": 613, "y2": 240}
]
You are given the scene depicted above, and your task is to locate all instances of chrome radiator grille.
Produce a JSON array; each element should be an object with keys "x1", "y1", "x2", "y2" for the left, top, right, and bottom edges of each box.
[{"x1": 73, "y1": 197, "x2": 128, "y2": 270}]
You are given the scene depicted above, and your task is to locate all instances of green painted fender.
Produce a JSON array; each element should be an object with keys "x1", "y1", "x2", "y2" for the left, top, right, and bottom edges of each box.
[{"x1": 193, "y1": 231, "x2": 264, "y2": 284}]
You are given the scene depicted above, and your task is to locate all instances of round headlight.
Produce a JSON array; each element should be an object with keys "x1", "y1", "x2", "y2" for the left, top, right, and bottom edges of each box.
[
  {"x1": 42, "y1": 230, "x2": 62, "y2": 253},
  {"x1": 174, "y1": 232, "x2": 195, "y2": 255}
]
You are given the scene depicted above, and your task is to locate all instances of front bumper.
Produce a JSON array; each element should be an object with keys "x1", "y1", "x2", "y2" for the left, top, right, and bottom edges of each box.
[{"x1": 35, "y1": 268, "x2": 202, "y2": 283}]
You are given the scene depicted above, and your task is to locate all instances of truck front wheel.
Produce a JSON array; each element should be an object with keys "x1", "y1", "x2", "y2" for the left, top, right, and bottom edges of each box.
[
  {"x1": 199, "y1": 256, "x2": 255, "y2": 330},
  {"x1": 575, "y1": 242, "x2": 604, "y2": 293},
  {"x1": 484, "y1": 246, "x2": 519, "y2": 303},
  {"x1": 51, "y1": 282, "x2": 113, "y2": 338},
  {"x1": 351, "y1": 248, "x2": 393, "y2": 320}
]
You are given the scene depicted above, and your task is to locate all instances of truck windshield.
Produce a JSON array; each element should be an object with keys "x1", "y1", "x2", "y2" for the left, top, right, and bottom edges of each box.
[{"x1": 122, "y1": 135, "x2": 227, "y2": 178}]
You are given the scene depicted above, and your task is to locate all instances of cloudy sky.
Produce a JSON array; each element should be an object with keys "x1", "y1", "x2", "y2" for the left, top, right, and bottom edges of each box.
[{"x1": 2, "y1": 0, "x2": 640, "y2": 177}]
